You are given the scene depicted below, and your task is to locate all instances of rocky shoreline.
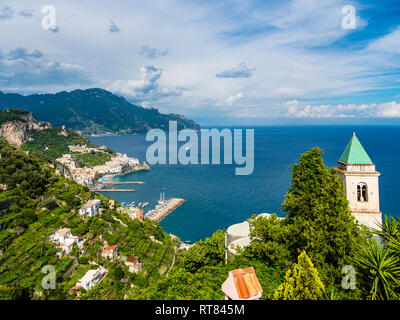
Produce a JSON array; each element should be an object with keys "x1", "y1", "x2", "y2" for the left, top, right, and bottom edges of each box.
[{"x1": 112, "y1": 162, "x2": 150, "y2": 178}]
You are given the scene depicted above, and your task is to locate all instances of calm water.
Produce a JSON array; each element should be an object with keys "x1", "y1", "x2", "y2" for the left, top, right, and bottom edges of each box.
[{"x1": 90, "y1": 126, "x2": 400, "y2": 242}]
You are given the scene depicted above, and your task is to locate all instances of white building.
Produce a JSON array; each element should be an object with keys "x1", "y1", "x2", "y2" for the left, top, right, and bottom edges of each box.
[
  {"x1": 102, "y1": 245, "x2": 118, "y2": 261},
  {"x1": 125, "y1": 256, "x2": 144, "y2": 273},
  {"x1": 79, "y1": 199, "x2": 101, "y2": 217},
  {"x1": 76, "y1": 269, "x2": 105, "y2": 291},
  {"x1": 60, "y1": 237, "x2": 76, "y2": 255},
  {"x1": 51, "y1": 228, "x2": 72, "y2": 243},
  {"x1": 108, "y1": 165, "x2": 122, "y2": 174},
  {"x1": 336, "y1": 133, "x2": 382, "y2": 230},
  {"x1": 50, "y1": 228, "x2": 85, "y2": 256}
]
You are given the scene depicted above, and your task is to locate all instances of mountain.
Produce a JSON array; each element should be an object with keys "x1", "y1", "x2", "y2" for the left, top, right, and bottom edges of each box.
[{"x1": 0, "y1": 89, "x2": 200, "y2": 135}]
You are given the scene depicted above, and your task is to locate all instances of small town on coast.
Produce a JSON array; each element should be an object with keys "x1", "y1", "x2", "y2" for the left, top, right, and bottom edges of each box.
[
  {"x1": 55, "y1": 144, "x2": 149, "y2": 186},
  {"x1": 54, "y1": 143, "x2": 187, "y2": 249}
]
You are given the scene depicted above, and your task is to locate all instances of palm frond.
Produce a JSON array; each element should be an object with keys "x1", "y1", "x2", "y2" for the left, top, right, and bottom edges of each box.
[{"x1": 353, "y1": 239, "x2": 400, "y2": 300}]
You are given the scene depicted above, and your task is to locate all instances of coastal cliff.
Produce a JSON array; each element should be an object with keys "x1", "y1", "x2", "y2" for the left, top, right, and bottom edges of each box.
[
  {"x1": 0, "y1": 110, "x2": 51, "y2": 146},
  {"x1": 119, "y1": 161, "x2": 150, "y2": 176}
]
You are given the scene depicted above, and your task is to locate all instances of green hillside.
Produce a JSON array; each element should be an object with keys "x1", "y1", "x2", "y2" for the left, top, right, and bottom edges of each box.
[
  {"x1": 0, "y1": 138, "x2": 176, "y2": 299},
  {"x1": 0, "y1": 89, "x2": 200, "y2": 135},
  {"x1": 22, "y1": 127, "x2": 101, "y2": 162}
]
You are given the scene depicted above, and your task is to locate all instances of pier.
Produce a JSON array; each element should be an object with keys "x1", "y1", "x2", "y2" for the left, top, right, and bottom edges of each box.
[
  {"x1": 146, "y1": 198, "x2": 185, "y2": 222},
  {"x1": 103, "y1": 181, "x2": 145, "y2": 185},
  {"x1": 91, "y1": 188, "x2": 136, "y2": 192}
]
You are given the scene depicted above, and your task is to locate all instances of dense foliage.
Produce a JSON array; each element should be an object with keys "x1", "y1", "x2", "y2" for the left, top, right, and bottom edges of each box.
[
  {"x1": 0, "y1": 138, "x2": 175, "y2": 299},
  {"x1": 132, "y1": 230, "x2": 285, "y2": 300},
  {"x1": 352, "y1": 217, "x2": 400, "y2": 300},
  {"x1": 22, "y1": 127, "x2": 100, "y2": 161},
  {"x1": 0, "y1": 139, "x2": 51, "y2": 198},
  {"x1": 0, "y1": 109, "x2": 30, "y2": 125},
  {"x1": 282, "y1": 148, "x2": 368, "y2": 277}
]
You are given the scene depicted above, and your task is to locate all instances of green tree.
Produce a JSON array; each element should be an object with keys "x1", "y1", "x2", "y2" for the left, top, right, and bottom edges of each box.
[
  {"x1": 181, "y1": 230, "x2": 226, "y2": 273},
  {"x1": 281, "y1": 147, "x2": 367, "y2": 279},
  {"x1": 133, "y1": 266, "x2": 226, "y2": 300},
  {"x1": 273, "y1": 251, "x2": 325, "y2": 300},
  {"x1": 248, "y1": 214, "x2": 292, "y2": 267},
  {"x1": 110, "y1": 265, "x2": 124, "y2": 281},
  {"x1": 78, "y1": 256, "x2": 89, "y2": 264}
]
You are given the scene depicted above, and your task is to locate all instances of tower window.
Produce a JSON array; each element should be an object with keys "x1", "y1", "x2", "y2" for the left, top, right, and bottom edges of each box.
[{"x1": 357, "y1": 183, "x2": 368, "y2": 202}]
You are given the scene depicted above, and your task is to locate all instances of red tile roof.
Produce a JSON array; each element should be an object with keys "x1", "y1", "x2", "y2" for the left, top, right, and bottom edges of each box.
[
  {"x1": 232, "y1": 267, "x2": 262, "y2": 299},
  {"x1": 126, "y1": 256, "x2": 138, "y2": 263},
  {"x1": 104, "y1": 244, "x2": 118, "y2": 251}
]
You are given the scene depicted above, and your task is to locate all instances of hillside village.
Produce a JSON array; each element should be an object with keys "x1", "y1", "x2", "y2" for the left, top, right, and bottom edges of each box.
[
  {"x1": 0, "y1": 110, "x2": 177, "y2": 299},
  {"x1": 44, "y1": 195, "x2": 149, "y2": 294},
  {"x1": 55, "y1": 184, "x2": 161, "y2": 293},
  {"x1": 56, "y1": 144, "x2": 149, "y2": 186},
  {"x1": 0, "y1": 109, "x2": 150, "y2": 187}
]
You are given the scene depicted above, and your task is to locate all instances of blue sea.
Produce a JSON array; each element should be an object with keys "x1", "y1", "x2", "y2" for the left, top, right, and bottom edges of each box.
[{"x1": 90, "y1": 126, "x2": 400, "y2": 242}]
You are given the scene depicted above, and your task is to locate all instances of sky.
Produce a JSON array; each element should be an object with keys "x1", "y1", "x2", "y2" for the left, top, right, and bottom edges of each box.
[{"x1": 1, "y1": 0, "x2": 400, "y2": 125}]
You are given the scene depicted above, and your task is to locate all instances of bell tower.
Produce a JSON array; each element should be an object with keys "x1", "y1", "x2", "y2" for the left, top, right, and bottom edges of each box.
[{"x1": 336, "y1": 133, "x2": 382, "y2": 230}]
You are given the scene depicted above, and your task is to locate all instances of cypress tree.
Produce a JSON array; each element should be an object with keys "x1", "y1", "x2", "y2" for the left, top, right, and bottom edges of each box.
[
  {"x1": 282, "y1": 147, "x2": 367, "y2": 279},
  {"x1": 274, "y1": 251, "x2": 325, "y2": 300}
]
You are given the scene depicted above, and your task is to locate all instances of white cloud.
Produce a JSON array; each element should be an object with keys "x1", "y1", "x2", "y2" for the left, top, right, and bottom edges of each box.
[
  {"x1": 107, "y1": 65, "x2": 191, "y2": 103},
  {"x1": 225, "y1": 92, "x2": 244, "y2": 106},
  {"x1": 368, "y1": 26, "x2": 400, "y2": 54},
  {"x1": 0, "y1": 6, "x2": 13, "y2": 21},
  {"x1": 216, "y1": 63, "x2": 255, "y2": 78},
  {"x1": 0, "y1": 47, "x2": 91, "y2": 92},
  {"x1": 19, "y1": 9, "x2": 33, "y2": 19},
  {"x1": 140, "y1": 45, "x2": 168, "y2": 59},
  {"x1": 286, "y1": 100, "x2": 400, "y2": 118}
]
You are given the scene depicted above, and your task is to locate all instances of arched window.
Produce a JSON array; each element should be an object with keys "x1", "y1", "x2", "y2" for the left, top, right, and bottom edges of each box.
[{"x1": 357, "y1": 183, "x2": 368, "y2": 202}]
